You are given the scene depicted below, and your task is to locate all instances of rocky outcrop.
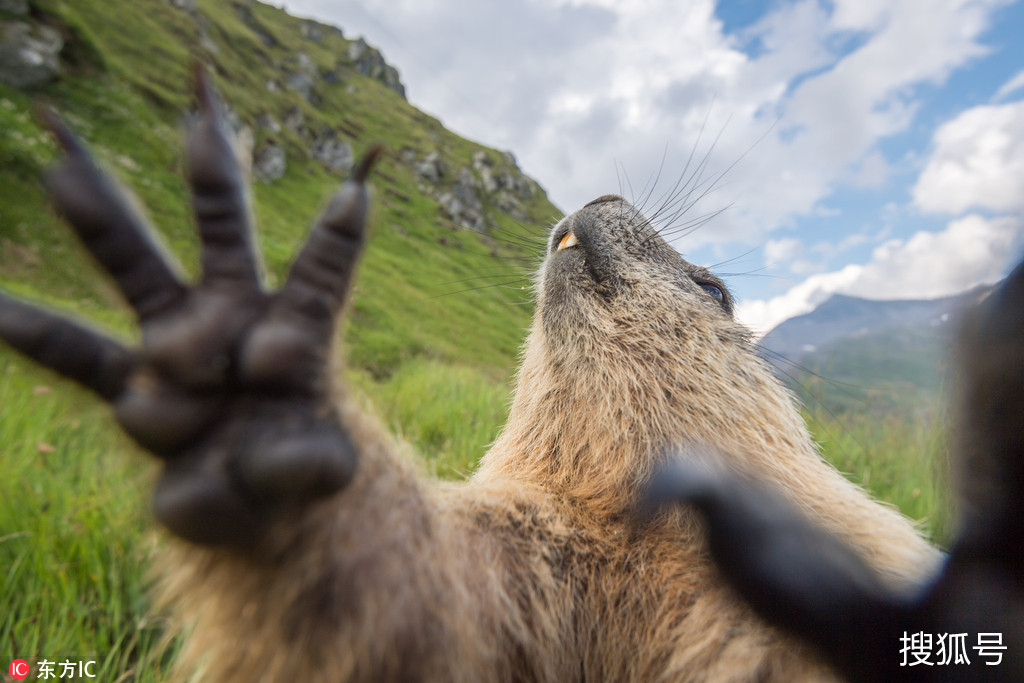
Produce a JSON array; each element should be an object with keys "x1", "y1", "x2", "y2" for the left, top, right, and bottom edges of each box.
[
  {"x1": 300, "y1": 19, "x2": 342, "y2": 43},
  {"x1": 253, "y1": 144, "x2": 286, "y2": 182},
  {"x1": 310, "y1": 131, "x2": 353, "y2": 174},
  {"x1": 285, "y1": 51, "x2": 318, "y2": 103},
  {"x1": 411, "y1": 148, "x2": 540, "y2": 229},
  {"x1": 415, "y1": 151, "x2": 445, "y2": 184},
  {"x1": 473, "y1": 151, "x2": 535, "y2": 199},
  {"x1": 163, "y1": 0, "x2": 197, "y2": 12},
  {"x1": 257, "y1": 112, "x2": 281, "y2": 134},
  {"x1": 0, "y1": 0, "x2": 29, "y2": 15},
  {"x1": 348, "y1": 37, "x2": 405, "y2": 99},
  {"x1": 0, "y1": 20, "x2": 63, "y2": 89},
  {"x1": 438, "y1": 167, "x2": 487, "y2": 231},
  {"x1": 284, "y1": 106, "x2": 305, "y2": 134}
]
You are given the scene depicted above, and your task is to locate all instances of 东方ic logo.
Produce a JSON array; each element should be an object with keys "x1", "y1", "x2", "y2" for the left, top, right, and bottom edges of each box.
[{"x1": 9, "y1": 659, "x2": 30, "y2": 680}]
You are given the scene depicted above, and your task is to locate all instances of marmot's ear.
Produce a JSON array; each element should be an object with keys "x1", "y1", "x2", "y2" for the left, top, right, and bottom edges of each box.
[{"x1": 645, "y1": 460, "x2": 914, "y2": 681}]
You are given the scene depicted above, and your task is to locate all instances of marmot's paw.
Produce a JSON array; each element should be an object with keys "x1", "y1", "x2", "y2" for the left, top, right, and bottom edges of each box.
[
  {"x1": 647, "y1": 257, "x2": 1024, "y2": 683},
  {"x1": 0, "y1": 65, "x2": 381, "y2": 548},
  {"x1": 952, "y1": 258, "x2": 1024, "y2": 568}
]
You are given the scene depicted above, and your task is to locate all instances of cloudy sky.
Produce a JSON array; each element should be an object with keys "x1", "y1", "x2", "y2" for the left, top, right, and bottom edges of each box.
[{"x1": 281, "y1": 0, "x2": 1024, "y2": 334}]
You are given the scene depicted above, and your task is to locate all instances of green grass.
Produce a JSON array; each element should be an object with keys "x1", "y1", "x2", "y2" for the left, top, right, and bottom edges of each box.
[
  {"x1": 0, "y1": 352, "x2": 174, "y2": 681},
  {"x1": 351, "y1": 359, "x2": 514, "y2": 479},
  {"x1": 807, "y1": 406, "x2": 953, "y2": 547}
]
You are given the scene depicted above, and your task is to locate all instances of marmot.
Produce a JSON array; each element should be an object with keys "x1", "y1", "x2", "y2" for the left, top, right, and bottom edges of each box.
[{"x1": 1, "y1": 69, "x2": 975, "y2": 682}]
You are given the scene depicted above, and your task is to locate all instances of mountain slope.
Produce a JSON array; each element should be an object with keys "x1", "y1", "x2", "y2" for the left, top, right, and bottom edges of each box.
[
  {"x1": 0, "y1": 0, "x2": 558, "y2": 385},
  {"x1": 758, "y1": 288, "x2": 991, "y2": 415}
]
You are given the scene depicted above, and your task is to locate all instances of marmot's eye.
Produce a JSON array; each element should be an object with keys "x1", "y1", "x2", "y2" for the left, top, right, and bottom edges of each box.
[{"x1": 699, "y1": 283, "x2": 724, "y2": 303}]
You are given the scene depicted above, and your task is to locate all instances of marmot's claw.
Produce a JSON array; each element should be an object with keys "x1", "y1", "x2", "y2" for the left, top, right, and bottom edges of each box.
[
  {"x1": 239, "y1": 413, "x2": 358, "y2": 504},
  {"x1": 154, "y1": 459, "x2": 264, "y2": 547},
  {"x1": 40, "y1": 110, "x2": 188, "y2": 321},
  {"x1": 0, "y1": 65, "x2": 380, "y2": 548},
  {"x1": 0, "y1": 291, "x2": 134, "y2": 400}
]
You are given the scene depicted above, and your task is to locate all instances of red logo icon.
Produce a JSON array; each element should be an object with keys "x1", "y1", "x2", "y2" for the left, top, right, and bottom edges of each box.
[{"x1": 9, "y1": 659, "x2": 30, "y2": 680}]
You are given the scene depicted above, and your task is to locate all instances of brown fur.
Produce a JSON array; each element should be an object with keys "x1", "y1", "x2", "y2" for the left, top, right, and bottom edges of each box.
[{"x1": 159, "y1": 195, "x2": 940, "y2": 681}]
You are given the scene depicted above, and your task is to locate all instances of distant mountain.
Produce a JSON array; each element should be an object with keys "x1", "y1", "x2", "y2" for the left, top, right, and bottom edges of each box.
[{"x1": 758, "y1": 286, "x2": 993, "y2": 415}]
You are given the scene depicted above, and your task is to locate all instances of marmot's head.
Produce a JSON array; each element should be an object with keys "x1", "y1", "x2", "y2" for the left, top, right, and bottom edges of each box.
[
  {"x1": 536, "y1": 194, "x2": 746, "y2": 360},
  {"x1": 488, "y1": 195, "x2": 806, "y2": 498}
]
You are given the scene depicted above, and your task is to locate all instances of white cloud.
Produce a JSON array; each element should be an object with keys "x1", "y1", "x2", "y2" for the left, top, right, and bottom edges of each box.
[
  {"x1": 737, "y1": 264, "x2": 864, "y2": 336},
  {"x1": 737, "y1": 213, "x2": 1024, "y2": 334},
  {"x1": 281, "y1": 0, "x2": 1010, "y2": 245},
  {"x1": 847, "y1": 150, "x2": 892, "y2": 188},
  {"x1": 763, "y1": 237, "x2": 823, "y2": 276},
  {"x1": 913, "y1": 100, "x2": 1024, "y2": 215},
  {"x1": 764, "y1": 237, "x2": 803, "y2": 264},
  {"x1": 836, "y1": 231, "x2": 870, "y2": 251},
  {"x1": 994, "y1": 69, "x2": 1024, "y2": 101}
]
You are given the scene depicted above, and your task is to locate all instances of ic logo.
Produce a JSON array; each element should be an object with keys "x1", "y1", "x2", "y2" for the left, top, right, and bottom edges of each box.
[{"x1": 9, "y1": 659, "x2": 30, "y2": 680}]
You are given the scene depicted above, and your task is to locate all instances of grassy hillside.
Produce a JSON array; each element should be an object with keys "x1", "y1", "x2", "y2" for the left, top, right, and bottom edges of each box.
[{"x1": 0, "y1": 0, "x2": 952, "y2": 679}]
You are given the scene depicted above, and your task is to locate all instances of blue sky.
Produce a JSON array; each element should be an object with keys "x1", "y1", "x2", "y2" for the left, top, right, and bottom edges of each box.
[{"x1": 282, "y1": 0, "x2": 1024, "y2": 333}]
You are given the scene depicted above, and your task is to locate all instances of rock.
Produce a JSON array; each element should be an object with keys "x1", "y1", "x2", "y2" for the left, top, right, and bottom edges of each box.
[
  {"x1": 0, "y1": 21, "x2": 63, "y2": 89},
  {"x1": 284, "y1": 107, "x2": 305, "y2": 134},
  {"x1": 455, "y1": 167, "x2": 481, "y2": 207},
  {"x1": 471, "y1": 152, "x2": 502, "y2": 193},
  {"x1": 495, "y1": 190, "x2": 526, "y2": 220},
  {"x1": 253, "y1": 144, "x2": 286, "y2": 182},
  {"x1": 310, "y1": 132, "x2": 353, "y2": 174},
  {"x1": 470, "y1": 149, "x2": 534, "y2": 199},
  {"x1": 479, "y1": 166, "x2": 500, "y2": 194},
  {"x1": 416, "y1": 151, "x2": 445, "y2": 184},
  {"x1": 285, "y1": 51, "x2": 318, "y2": 103},
  {"x1": 348, "y1": 37, "x2": 406, "y2": 99},
  {"x1": 438, "y1": 167, "x2": 487, "y2": 231},
  {"x1": 257, "y1": 113, "x2": 281, "y2": 134},
  {"x1": 266, "y1": 79, "x2": 281, "y2": 93},
  {"x1": 286, "y1": 70, "x2": 315, "y2": 102},
  {"x1": 300, "y1": 21, "x2": 322, "y2": 42},
  {"x1": 511, "y1": 173, "x2": 535, "y2": 199},
  {"x1": 301, "y1": 19, "x2": 342, "y2": 42},
  {"x1": 472, "y1": 151, "x2": 494, "y2": 170},
  {"x1": 322, "y1": 67, "x2": 342, "y2": 84},
  {"x1": 0, "y1": 0, "x2": 29, "y2": 15},
  {"x1": 199, "y1": 29, "x2": 219, "y2": 53},
  {"x1": 163, "y1": 0, "x2": 197, "y2": 13}
]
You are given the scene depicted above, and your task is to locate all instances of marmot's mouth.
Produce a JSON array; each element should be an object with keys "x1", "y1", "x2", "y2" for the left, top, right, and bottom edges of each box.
[{"x1": 557, "y1": 232, "x2": 578, "y2": 251}]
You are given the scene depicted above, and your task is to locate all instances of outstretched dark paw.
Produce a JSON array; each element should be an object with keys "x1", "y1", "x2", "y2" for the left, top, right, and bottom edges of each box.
[
  {"x1": 645, "y1": 259, "x2": 1024, "y2": 681},
  {"x1": 0, "y1": 65, "x2": 381, "y2": 548}
]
